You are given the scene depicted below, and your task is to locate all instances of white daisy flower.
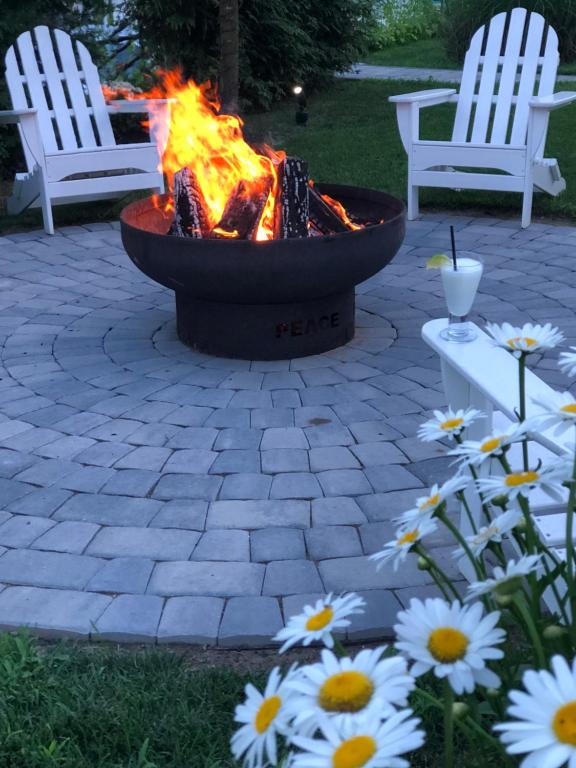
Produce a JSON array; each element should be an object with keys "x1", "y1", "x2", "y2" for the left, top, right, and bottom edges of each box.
[
  {"x1": 559, "y1": 347, "x2": 576, "y2": 377},
  {"x1": 466, "y1": 555, "x2": 542, "y2": 601},
  {"x1": 369, "y1": 517, "x2": 438, "y2": 572},
  {"x1": 290, "y1": 710, "x2": 425, "y2": 768},
  {"x1": 284, "y1": 647, "x2": 415, "y2": 737},
  {"x1": 495, "y1": 655, "x2": 576, "y2": 768},
  {"x1": 448, "y1": 422, "x2": 529, "y2": 468},
  {"x1": 532, "y1": 390, "x2": 576, "y2": 436},
  {"x1": 418, "y1": 407, "x2": 484, "y2": 442},
  {"x1": 273, "y1": 593, "x2": 366, "y2": 654},
  {"x1": 395, "y1": 475, "x2": 469, "y2": 525},
  {"x1": 231, "y1": 666, "x2": 294, "y2": 768},
  {"x1": 394, "y1": 598, "x2": 505, "y2": 695},
  {"x1": 452, "y1": 509, "x2": 523, "y2": 559},
  {"x1": 486, "y1": 322, "x2": 564, "y2": 357},
  {"x1": 476, "y1": 461, "x2": 569, "y2": 504}
]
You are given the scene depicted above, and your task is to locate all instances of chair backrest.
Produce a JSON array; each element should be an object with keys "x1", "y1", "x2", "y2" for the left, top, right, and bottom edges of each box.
[
  {"x1": 452, "y1": 8, "x2": 559, "y2": 148},
  {"x1": 5, "y1": 26, "x2": 116, "y2": 166}
]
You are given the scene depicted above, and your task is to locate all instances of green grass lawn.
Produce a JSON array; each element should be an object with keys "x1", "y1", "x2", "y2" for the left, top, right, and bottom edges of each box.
[
  {"x1": 364, "y1": 37, "x2": 576, "y2": 74},
  {"x1": 243, "y1": 78, "x2": 576, "y2": 222},
  {"x1": 2, "y1": 76, "x2": 576, "y2": 235},
  {"x1": 0, "y1": 633, "x2": 505, "y2": 768}
]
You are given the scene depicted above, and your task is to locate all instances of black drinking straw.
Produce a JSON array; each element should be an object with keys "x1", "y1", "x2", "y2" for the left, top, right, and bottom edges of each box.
[{"x1": 450, "y1": 225, "x2": 458, "y2": 271}]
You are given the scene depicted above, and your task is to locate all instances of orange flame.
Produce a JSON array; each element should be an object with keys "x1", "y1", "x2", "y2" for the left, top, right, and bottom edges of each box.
[{"x1": 105, "y1": 70, "x2": 359, "y2": 240}]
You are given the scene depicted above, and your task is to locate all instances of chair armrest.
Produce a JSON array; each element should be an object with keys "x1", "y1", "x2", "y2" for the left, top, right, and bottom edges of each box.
[
  {"x1": 0, "y1": 108, "x2": 38, "y2": 125},
  {"x1": 107, "y1": 98, "x2": 172, "y2": 114},
  {"x1": 389, "y1": 88, "x2": 457, "y2": 107},
  {"x1": 529, "y1": 92, "x2": 576, "y2": 111}
]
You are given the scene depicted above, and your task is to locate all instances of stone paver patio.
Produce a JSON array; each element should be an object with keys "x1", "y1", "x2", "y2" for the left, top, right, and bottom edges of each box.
[{"x1": 0, "y1": 214, "x2": 575, "y2": 645}]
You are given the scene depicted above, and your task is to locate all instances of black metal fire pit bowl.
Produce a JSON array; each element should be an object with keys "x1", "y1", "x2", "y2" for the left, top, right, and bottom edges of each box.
[{"x1": 120, "y1": 184, "x2": 406, "y2": 360}]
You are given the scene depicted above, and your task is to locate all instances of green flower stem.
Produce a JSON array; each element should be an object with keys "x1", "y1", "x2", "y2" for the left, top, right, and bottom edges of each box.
[
  {"x1": 414, "y1": 545, "x2": 460, "y2": 601},
  {"x1": 465, "y1": 461, "x2": 494, "y2": 525},
  {"x1": 513, "y1": 593, "x2": 545, "y2": 668},
  {"x1": 457, "y1": 490, "x2": 479, "y2": 536},
  {"x1": 332, "y1": 636, "x2": 348, "y2": 658},
  {"x1": 518, "y1": 353, "x2": 529, "y2": 470},
  {"x1": 436, "y1": 510, "x2": 485, "y2": 580},
  {"x1": 444, "y1": 679, "x2": 454, "y2": 768},
  {"x1": 565, "y1": 428, "x2": 576, "y2": 630}
]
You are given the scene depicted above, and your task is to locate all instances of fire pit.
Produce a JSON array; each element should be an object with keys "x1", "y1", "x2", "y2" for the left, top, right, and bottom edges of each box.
[{"x1": 121, "y1": 185, "x2": 405, "y2": 359}]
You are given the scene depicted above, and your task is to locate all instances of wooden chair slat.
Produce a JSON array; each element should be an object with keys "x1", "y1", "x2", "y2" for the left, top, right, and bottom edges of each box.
[
  {"x1": 510, "y1": 12, "x2": 546, "y2": 145},
  {"x1": 490, "y1": 8, "x2": 527, "y2": 144},
  {"x1": 75, "y1": 40, "x2": 115, "y2": 147},
  {"x1": 452, "y1": 26, "x2": 483, "y2": 143},
  {"x1": 14, "y1": 31, "x2": 59, "y2": 153},
  {"x1": 53, "y1": 29, "x2": 98, "y2": 148},
  {"x1": 470, "y1": 11, "x2": 507, "y2": 144},
  {"x1": 4, "y1": 47, "x2": 36, "y2": 170},
  {"x1": 34, "y1": 27, "x2": 78, "y2": 151}
]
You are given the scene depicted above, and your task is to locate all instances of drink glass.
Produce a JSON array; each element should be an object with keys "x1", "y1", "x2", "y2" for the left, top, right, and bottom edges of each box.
[{"x1": 439, "y1": 255, "x2": 483, "y2": 343}]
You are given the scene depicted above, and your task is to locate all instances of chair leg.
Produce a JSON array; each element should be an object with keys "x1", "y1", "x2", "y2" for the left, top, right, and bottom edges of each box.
[
  {"x1": 407, "y1": 179, "x2": 419, "y2": 220},
  {"x1": 521, "y1": 179, "x2": 534, "y2": 229},
  {"x1": 38, "y1": 174, "x2": 54, "y2": 235}
]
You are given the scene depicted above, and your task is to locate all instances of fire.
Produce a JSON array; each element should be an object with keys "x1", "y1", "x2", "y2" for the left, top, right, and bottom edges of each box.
[{"x1": 106, "y1": 70, "x2": 360, "y2": 240}]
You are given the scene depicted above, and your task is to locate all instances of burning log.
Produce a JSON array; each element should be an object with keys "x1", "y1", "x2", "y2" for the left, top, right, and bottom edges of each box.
[
  {"x1": 308, "y1": 183, "x2": 349, "y2": 235},
  {"x1": 170, "y1": 167, "x2": 211, "y2": 239},
  {"x1": 210, "y1": 178, "x2": 273, "y2": 240},
  {"x1": 281, "y1": 158, "x2": 309, "y2": 239}
]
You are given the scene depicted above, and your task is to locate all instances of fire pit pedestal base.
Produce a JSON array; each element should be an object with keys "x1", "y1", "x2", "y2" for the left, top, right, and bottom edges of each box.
[{"x1": 175, "y1": 290, "x2": 355, "y2": 360}]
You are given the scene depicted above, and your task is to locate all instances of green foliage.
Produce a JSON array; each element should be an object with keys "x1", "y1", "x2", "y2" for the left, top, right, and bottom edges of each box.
[
  {"x1": 124, "y1": 0, "x2": 376, "y2": 109},
  {"x1": 441, "y1": 0, "x2": 576, "y2": 64},
  {"x1": 369, "y1": 0, "x2": 441, "y2": 50}
]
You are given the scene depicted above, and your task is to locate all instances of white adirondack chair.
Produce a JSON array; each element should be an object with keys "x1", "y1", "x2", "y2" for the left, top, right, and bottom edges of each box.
[
  {"x1": 0, "y1": 26, "x2": 169, "y2": 235},
  {"x1": 390, "y1": 8, "x2": 576, "y2": 228}
]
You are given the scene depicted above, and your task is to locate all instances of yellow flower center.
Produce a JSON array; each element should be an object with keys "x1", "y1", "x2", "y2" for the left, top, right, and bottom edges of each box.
[
  {"x1": 306, "y1": 606, "x2": 334, "y2": 632},
  {"x1": 505, "y1": 471, "x2": 539, "y2": 488},
  {"x1": 481, "y1": 437, "x2": 502, "y2": 453},
  {"x1": 421, "y1": 493, "x2": 441, "y2": 510},
  {"x1": 254, "y1": 695, "x2": 282, "y2": 734},
  {"x1": 427, "y1": 627, "x2": 469, "y2": 663},
  {"x1": 440, "y1": 417, "x2": 464, "y2": 431},
  {"x1": 506, "y1": 336, "x2": 537, "y2": 348},
  {"x1": 397, "y1": 528, "x2": 419, "y2": 547},
  {"x1": 561, "y1": 404, "x2": 576, "y2": 415},
  {"x1": 319, "y1": 671, "x2": 374, "y2": 713},
  {"x1": 553, "y1": 701, "x2": 576, "y2": 746},
  {"x1": 332, "y1": 735, "x2": 377, "y2": 768}
]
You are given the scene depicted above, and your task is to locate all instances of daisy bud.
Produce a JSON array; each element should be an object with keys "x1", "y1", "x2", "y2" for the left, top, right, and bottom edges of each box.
[
  {"x1": 494, "y1": 592, "x2": 514, "y2": 607},
  {"x1": 514, "y1": 516, "x2": 528, "y2": 532},
  {"x1": 417, "y1": 555, "x2": 432, "y2": 571},
  {"x1": 486, "y1": 687, "x2": 501, "y2": 699},
  {"x1": 491, "y1": 495, "x2": 508, "y2": 510},
  {"x1": 543, "y1": 624, "x2": 568, "y2": 641},
  {"x1": 452, "y1": 702, "x2": 469, "y2": 718}
]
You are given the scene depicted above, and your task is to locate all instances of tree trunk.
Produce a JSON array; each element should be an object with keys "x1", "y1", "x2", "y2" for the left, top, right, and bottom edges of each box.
[{"x1": 219, "y1": 0, "x2": 239, "y2": 115}]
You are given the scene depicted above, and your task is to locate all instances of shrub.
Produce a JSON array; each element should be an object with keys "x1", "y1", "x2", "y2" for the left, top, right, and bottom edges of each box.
[
  {"x1": 369, "y1": 0, "x2": 441, "y2": 49},
  {"x1": 124, "y1": 0, "x2": 376, "y2": 110},
  {"x1": 441, "y1": 0, "x2": 576, "y2": 64}
]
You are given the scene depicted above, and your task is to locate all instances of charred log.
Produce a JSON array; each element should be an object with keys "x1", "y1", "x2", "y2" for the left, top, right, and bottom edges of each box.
[
  {"x1": 210, "y1": 178, "x2": 273, "y2": 240},
  {"x1": 170, "y1": 167, "x2": 211, "y2": 239},
  {"x1": 281, "y1": 158, "x2": 309, "y2": 239},
  {"x1": 308, "y1": 184, "x2": 349, "y2": 235}
]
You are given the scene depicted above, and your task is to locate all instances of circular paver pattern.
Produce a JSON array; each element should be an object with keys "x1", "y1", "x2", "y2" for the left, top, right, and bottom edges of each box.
[{"x1": 0, "y1": 215, "x2": 575, "y2": 645}]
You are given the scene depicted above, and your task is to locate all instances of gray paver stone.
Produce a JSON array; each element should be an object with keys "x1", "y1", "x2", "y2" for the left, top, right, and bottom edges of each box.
[
  {"x1": 163, "y1": 449, "x2": 218, "y2": 474},
  {"x1": 270, "y1": 473, "x2": 322, "y2": 499},
  {"x1": 309, "y1": 447, "x2": 360, "y2": 471},
  {"x1": 0, "y1": 448, "x2": 36, "y2": 478},
  {"x1": 158, "y1": 596, "x2": 224, "y2": 644},
  {"x1": 87, "y1": 557, "x2": 154, "y2": 594},
  {"x1": 58, "y1": 466, "x2": 116, "y2": 492},
  {"x1": 210, "y1": 450, "x2": 260, "y2": 474},
  {"x1": 55, "y1": 494, "x2": 161, "y2": 526},
  {"x1": 250, "y1": 528, "x2": 306, "y2": 562},
  {"x1": 150, "y1": 500, "x2": 208, "y2": 530},
  {"x1": 101, "y1": 470, "x2": 161, "y2": 497},
  {"x1": 153, "y1": 474, "x2": 222, "y2": 501},
  {"x1": 7, "y1": 487, "x2": 72, "y2": 518},
  {"x1": 346, "y1": 589, "x2": 402, "y2": 640},
  {"x1": 364, "y1": 465, "x2": 423, "y2": 493},
  {"x1": 261, "y1": 428, "x2": 308, "y2": 450},
  {"x1": 207, "y1": 500, "x2": 309, "y2": 529},
  {"x1": 311, "y1": 497, "x2": 367, "y2": 526},
  {"x1": 356, "y1": 489, "x2": 421, "y2": 522},
  {"x1": 305, "y1": 526, "x2": 362, "y2": 559},
  {"x1": 0, "y1": 515, "x2": 54, "y2": 547},
  {"x1": 87, "y1": 527, "x2": 201, "y2": 560},
  {"x1": 114, "y1": 446, "x2": 171, "y2": 471},
  {"x1": 319, "y1": 555, "x2": 432, "y2": 592},
  {"x1": 93, "y1": 594, "x2": 164, "y2": 642},
  {"x1": 317, "y1": 469, "x2": 372, "y2": 497},
  {"x1": 219, "y1": 473, "x2": 272, "y2": 500},
  {"x1": 351, "y1": 442, "x2": 408, "y2": 466},
  {"x1": 219, "y1": 596, "x2": 283, "y2": 647},
  {"x1": 263, "y1": 560, "x2": 323, "y2": 596},
  {"x1": 192, "y1": 530, "x2": 249, "y2": 561},
  {"x1": 213, "y1": 429, "x2": 262, "y2": 450},
  {"x1": 261, "y1": 449, "x2": 309, "y2": 473},
  {"x1": 0, "y1": 549, "x2": 103, "y2": 589},
  {"x1": 0, "y1": 586, "x2": 111, "y2": 638},
  {"x1": 148, "y1": 561, "x2": 265, "y2": 596},
  {"x1": 31, "y1": 520, "x2": 99, "y2": 554}
]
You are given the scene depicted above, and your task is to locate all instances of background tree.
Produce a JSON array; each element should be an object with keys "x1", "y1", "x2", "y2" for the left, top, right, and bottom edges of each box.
[{"x1": 219, "y1": 0, "x2": 239, "y2": 113}]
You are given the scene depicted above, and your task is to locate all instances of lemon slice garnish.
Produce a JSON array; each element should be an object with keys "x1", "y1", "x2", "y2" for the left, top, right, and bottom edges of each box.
[{"x1": 426, "y1": 253, "x2": 452, "y2": 269}]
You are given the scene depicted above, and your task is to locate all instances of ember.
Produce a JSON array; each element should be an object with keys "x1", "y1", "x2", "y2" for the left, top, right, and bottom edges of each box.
[{"x1": 106, "y1": 71, "x2": 363, "y2": 241}]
